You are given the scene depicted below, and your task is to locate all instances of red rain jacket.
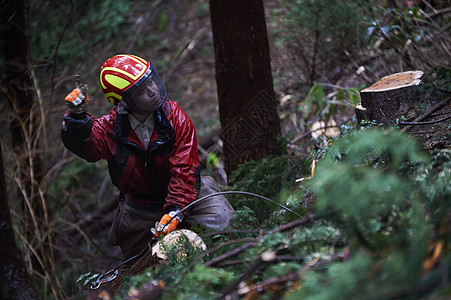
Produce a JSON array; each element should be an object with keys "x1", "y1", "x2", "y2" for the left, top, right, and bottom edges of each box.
[{"x1": 61, "y1": 100, "x2": 200, "y2": 212}]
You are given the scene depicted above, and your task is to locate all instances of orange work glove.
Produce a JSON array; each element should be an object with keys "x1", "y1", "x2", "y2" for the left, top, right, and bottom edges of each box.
[
  {"x1": 65, "y1": 88, "x2": 89, "y2": 114},
  {"x1": 153, "y1": 213, "x2": 180, "y2": 238}
]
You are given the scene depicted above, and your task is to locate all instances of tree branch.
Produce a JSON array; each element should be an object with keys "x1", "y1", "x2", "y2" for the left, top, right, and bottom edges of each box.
[
  {"x1": 203, "y1": 214, "x2": 316, "y2": 267},
  {"x1": 399, "y1": 114, "x2": 451, "y2": 126},
  {"x1": 401, "y1": 96, "x2": 451, "y2": 132}
]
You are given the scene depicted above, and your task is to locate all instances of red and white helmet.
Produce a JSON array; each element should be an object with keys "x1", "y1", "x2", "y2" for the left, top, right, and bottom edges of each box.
[{"x1": 100, "y1": 54, "x2": 167, "y2": 113}]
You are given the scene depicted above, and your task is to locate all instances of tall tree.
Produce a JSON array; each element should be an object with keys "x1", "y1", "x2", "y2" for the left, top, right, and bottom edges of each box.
[
  {"x1": 0, "y1": 0, "x2": 45, "y2": 228},
  {"x1": 209, "y1": 0, "x2": 281, "y2": 177},
  {"x1": 0, "y1": 144, "x2": 39, "y2": 300},
  {"x1": 0, "y1": 0, "x2": 34, "y2": 149},
  {"x1": 0, "y1": 1, "x2": 62, "y2": 298}
]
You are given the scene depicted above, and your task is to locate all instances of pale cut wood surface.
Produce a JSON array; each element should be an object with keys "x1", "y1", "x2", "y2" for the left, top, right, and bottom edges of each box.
[
  {"x1": 361, "y1": 70, "x2": 424, "y2": 92},
  {"x1": 357, "y1": 70, "x2": 424, "y2": 125}
]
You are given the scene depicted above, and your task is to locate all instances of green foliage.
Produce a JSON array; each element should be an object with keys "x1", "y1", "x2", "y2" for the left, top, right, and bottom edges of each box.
[
  {"x1": 306, "y1": 129, "x2": 428, "y2": 238},
  {"x1": 160, "y1": 234, "x2": 205, "y2": 272},
  {"x1": 287, "y1": 253, "x2": 374, "y2": 300},
  {"x1": 411, "y1": 149, "x2": 451, "y2": 231},
  {"x1": 230, "y1": 206, "x2": 259, "y2": 230},
  {"x1": 261, "y1": 262, "x2": 302, "y2": 282},
  {"x1": 418, "y1": 66, "x2": 451, "y2": 102},
  {"x1": 49, "y1": 159, "x2": 105, "y2": 192},
  {"x1": 157, "y1": 13, "x2": 170, "y2": 33},
  {"x1": 196, "y1": 2, "x2": 210, "y2": 19},
  {"x1": 281, "y1": 0, "x2": 362, "y2": 50},
  {"x1": 301, "y1": 84, "x2": 362, "y2": 120},
  {"x1": 360, "y1": 2, "x2": 449, "y2": 72},
  {"x1": 229, "y1": 156, "x2": 308, "y2": 223},
  {"x1": 269, "y1": 189, "x2": 310, "y2": 225},
  {"x1": 231, "y1": 156, "x2": 307, "y2": 199},
  {"x1": 276, "y1": 0, "x2": 363, "y2": 83},
  {"x1": 29, "y1": 0, "x2": 133, "y2": 65},
  {"x1": 362, "y1": 5, "x2": 428, "y2": 49},
  {"x1": 118, "y1": 234, "x2": 208, "y2": 298},
  {"x1": 84, "y1": 0, "x2": 132, "y2": 42},
  {"x1": 48, "y1": 158, "x2": 109, "y2": 206},
  {"x1": 260, "y1": 232, "x2": 291, "y2": 251},
  {"x1": 290, "y1": 223, "x2": 341, "y2": 257},
  {"x1": 205, "y1": 152, "x2": 219, "y2": 170},
  {"x1": 106, "y1": 128, "x2": 451, "y2": 299},
  {"x1": 303, "y1": 84, "x2": 325, "y2": 118},
  {"x1": 299, "y1": 129, "x2": 435, "y2": 298},
  {"x1": 333, "y1": 87, "x2": 361, "y2": 107},
  {"x1": 21, "y1": 1, "x2": 450, "y2": 298},
  {"x1": 167, "y1": 264, "x2": 235, "y2": 299}
]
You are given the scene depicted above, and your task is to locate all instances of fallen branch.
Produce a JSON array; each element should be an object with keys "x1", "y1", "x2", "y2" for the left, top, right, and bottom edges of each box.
[
  {"x1": 215, "y1": 254, "x2": 304, "y2": 268},
  {"x1": 126, "y1": 0, "x2": 163, "y2": 53},
  {"x1": 238, "y1": 270, "x2": 301, "y2": 297},
  {"x1": 164, "y1": 27, "x2": 209, "y2": 81},
  {"x1": 401, "y1": 96, "x2": 451, "y2": 132},
  {"x1": 201, "y1": 228, "x2": 270, "y2": 238},
  {"x1": 218, "y1": 250, "x2": 277, "y2": 299},
  {"x1": 203, "y1": 240, "x2": 257, "y2": 268},
  {"x1": 399, "y1": 114, "x2": 451, "y2": 126},
  {"x1": 235, "y1": 252, "x2": 346, "y2": 298},
  {"x1": 203, "y1": 214, "x2": 316, "y2": 267}
]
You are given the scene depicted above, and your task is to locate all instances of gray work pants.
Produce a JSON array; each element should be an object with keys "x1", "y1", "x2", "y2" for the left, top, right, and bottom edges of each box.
[{"x1": 108, "y1": 176, "x2": 234, "y2": 260}]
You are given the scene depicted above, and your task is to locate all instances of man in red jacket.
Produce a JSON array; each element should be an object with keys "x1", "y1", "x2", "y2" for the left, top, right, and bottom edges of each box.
[{"x1": 62, "y1": 54, "x2": 232, "y2": 260}]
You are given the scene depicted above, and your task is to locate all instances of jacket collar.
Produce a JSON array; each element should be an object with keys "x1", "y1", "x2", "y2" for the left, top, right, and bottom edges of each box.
[{"x1": 112, "y1": 105, "x2": 175, "y2": 149}]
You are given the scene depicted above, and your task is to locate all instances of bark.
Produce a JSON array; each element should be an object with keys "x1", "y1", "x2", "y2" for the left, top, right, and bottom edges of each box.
[
  {"x1": 356, "y1": 70, "x2": 424, "y2": 125},
  {"x1": 0, "y1": 0, "x2": 46, "y2": 227},
  {"x1": 1, "y1": 1, "x2": 58, "y2": 298},
  {"x1": 356, "y1": 70, "x2": 451, "y2": 149},
  {"x1": 0, "y1": 0, "x2": 34, "y2": 150},
  {"x1": 209, "y1": 0, "x2": 281, "y2": 177},
  {"x1": 0, "y1": 145, "x2": 39, "y2": 300}
]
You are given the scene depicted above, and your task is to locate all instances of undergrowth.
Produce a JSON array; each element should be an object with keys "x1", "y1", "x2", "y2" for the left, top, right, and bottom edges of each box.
[
  {"x1": 5, "y1": 0, "x2": 448, "y2": 298},
  {"x1": 112, "y1": 128, "x2": 451, "y2": 299}
]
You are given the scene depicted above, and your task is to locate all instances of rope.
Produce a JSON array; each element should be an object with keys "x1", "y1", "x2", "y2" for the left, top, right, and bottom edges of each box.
[
  {"x1": 90, "y1": 190, "x2": 302, "y2": 290},
  {"x1": 163, "y1": 190, "x2": 302, "y2": 228}
]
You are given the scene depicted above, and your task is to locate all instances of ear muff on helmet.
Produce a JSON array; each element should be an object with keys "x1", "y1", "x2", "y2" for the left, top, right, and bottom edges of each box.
[{"x1": 100, "y1": 54, "x2": 167, "y2": 113}]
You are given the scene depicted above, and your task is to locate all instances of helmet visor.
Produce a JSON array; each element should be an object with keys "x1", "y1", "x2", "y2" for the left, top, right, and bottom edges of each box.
[{"x1": 123, "y1": 63, "x2": 167, "y2": 114}]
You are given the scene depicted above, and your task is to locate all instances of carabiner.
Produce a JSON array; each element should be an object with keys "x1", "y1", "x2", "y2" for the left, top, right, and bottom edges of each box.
[{"x1": 90, "y1": 269, "x2": 119, "y2": 290}]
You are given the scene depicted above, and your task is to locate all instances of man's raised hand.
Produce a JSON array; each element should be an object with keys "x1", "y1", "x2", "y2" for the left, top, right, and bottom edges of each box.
[{"x1": 65, "y1": 88, "x2": 88, "y2": 114}]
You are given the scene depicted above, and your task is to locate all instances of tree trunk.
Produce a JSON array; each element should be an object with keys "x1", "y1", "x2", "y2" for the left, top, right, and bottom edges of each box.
[
  {"x1": 0, "y1": 0, "x2": 34, "y2": 149},
  {"x1": 0, "y1": 0, "x2": 46, "y2": 231},
  {"x1": 356, "y1": 70, "x2": 424, "y2": 125},
  {"x1": 0, "y1": 1, "x2": 61, "y2": 298},
  {"x1": 209, "y1": 0, "x2": 281, "y2": 178},
  {"x1": 0, "y1": 145, "x2": 39, "y2": 300}
]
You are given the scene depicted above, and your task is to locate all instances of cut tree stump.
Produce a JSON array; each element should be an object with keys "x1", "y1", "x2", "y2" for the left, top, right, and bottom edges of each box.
[{"x1": 356, "y1": 70, "x2": 424, "y2": 125}]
